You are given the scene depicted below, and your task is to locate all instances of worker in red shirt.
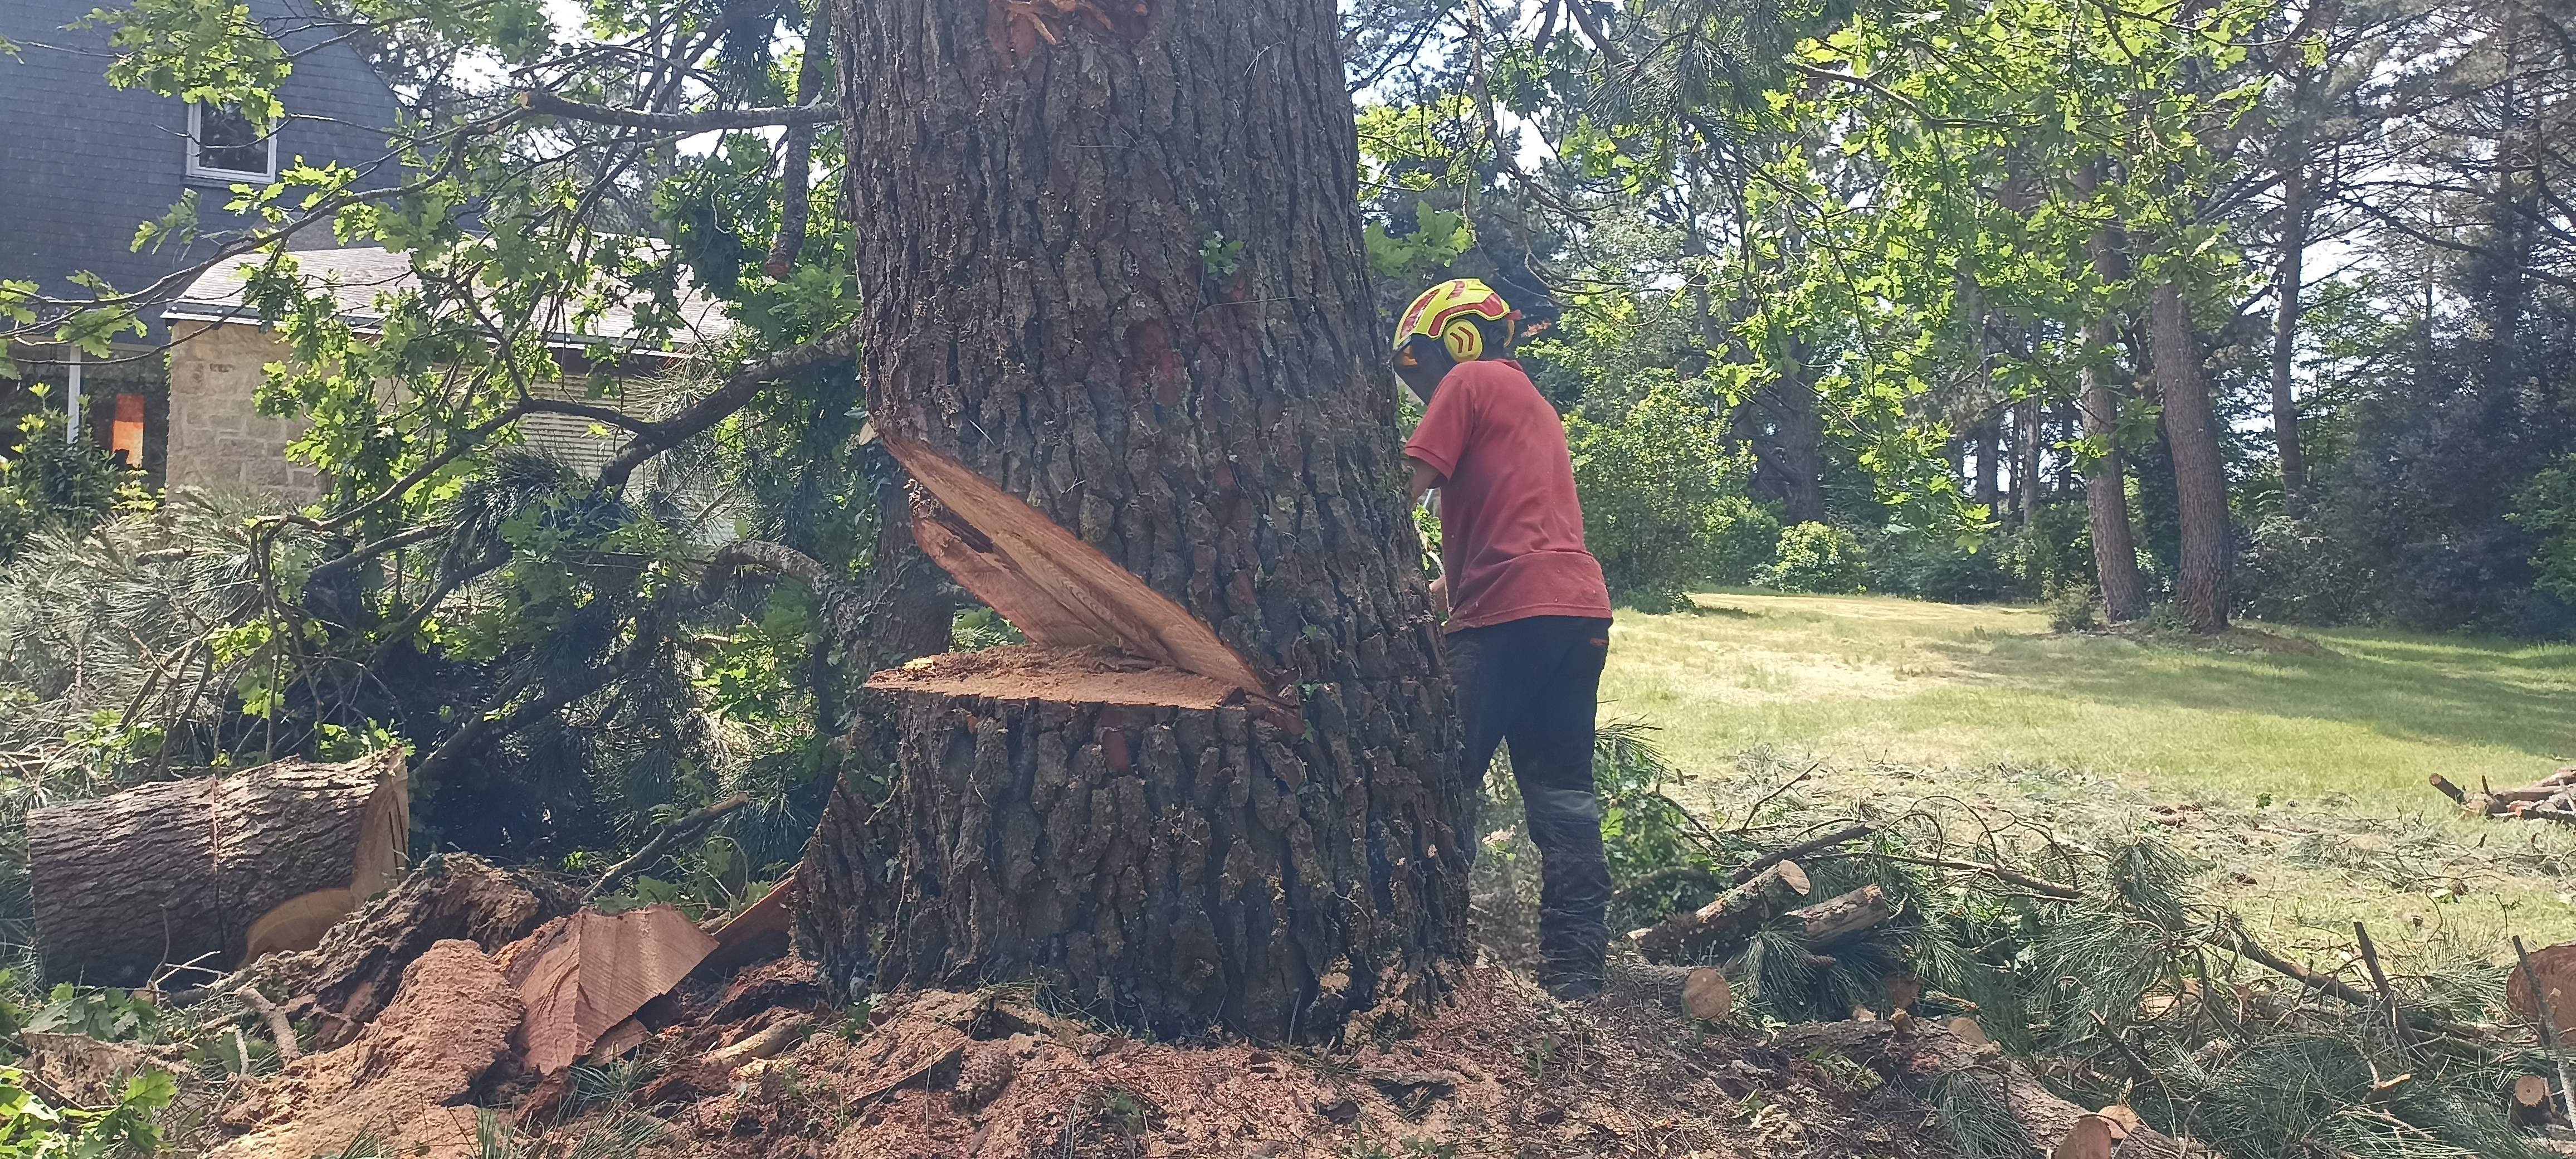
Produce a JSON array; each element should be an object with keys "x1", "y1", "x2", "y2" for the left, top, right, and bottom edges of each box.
[{"x1": 1394, "y1": 278, "x2": 1616, "y2": 1001}]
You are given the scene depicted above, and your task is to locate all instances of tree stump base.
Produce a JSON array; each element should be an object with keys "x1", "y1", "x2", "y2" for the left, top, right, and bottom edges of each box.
[{"x1": 801, "y1": 645, "x2": 1450, "y2": 1041}]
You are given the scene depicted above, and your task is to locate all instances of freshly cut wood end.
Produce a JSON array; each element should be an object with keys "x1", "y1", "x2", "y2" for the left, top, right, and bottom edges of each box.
[
  {"x1": 1682, "y1": 967, "x2": 1732, "y2": 1022},
  {"x1": 1946, "y1": 1015, "x2": 1991, "y2": 1046},
  {"x1": 2516, "y1": 1074, "x2": 2553, "y2": 1108},
  {"x1": 880, "y1": 434, "x2": 1280, "y2": 709},
  {"x1": 866, "y1": 644, "x2": 1243, "y2": 710},
  {"x1": 2052, "y1": 1115, "x2": 2118, "y2": 1159}
]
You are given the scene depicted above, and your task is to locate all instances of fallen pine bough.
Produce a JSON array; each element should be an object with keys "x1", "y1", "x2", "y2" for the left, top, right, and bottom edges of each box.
[{"x1": 2432, "y1": 766, "x2": 2576, "y2": 824}]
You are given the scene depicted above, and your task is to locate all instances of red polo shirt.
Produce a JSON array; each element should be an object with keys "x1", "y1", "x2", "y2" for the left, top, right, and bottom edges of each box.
[{"x1": 1403, "y1": 359, "x2": 1612, "y2": 631}]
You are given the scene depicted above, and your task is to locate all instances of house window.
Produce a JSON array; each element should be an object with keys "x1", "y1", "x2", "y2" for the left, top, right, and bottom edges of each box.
[
  {"x1": 187, "y1": 101, "x2": 277, "y2": 183},
  {"x1": 110, "y1": 394, "x2": 146, "y2": 469}
]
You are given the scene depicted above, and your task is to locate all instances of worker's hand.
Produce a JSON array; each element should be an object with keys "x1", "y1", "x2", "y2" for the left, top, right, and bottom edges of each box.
[{"x1": 1429, "y1": 575, "x2": 1450, "y2": 621}]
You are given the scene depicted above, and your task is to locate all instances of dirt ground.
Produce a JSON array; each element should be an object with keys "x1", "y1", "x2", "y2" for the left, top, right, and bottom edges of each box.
[{"x1": 601, "y1": 961, "x2": 1951, "y2": 1159}]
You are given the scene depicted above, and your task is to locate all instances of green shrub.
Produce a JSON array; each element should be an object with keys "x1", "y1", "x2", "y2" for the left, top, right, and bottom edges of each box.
[
  {"x1": 0, "y1": 412, "x2": 139, "y2": 563},
  {"x1": 2236, "y1": 515, "x2": 2379, "y2": 625},
  {"x1": 1758, "y1": 522, "x2": 1865, "y2": 593},
  {"x1": 1567, "y1": 383, "x2": 1773, "y2": 612},
  {"x1": 2047, "y1": 587, "x2": 2101, "y2": 632},
  {"x1": 1865, "y1": 530, "x2": 2016, "y2": 603}
]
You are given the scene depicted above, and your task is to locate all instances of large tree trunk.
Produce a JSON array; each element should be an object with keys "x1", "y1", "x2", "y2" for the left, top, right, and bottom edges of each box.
[
  {"x1": 2013, "y1": 396, "x2": 2042, "y2": 526},
  {"x1": 1743, "y1": 356, "x2": 1828, "y2": 525},
  {"x1": 2076, "y1": 164, "x2": 2148, "y2": 624},
  {"x1": 2151, "y1": 280, "x2": 2232, "y2": 632},
  {"x1": 30, "y1": 751, "x2": 410, "y2": 986},
  {"x1": 799, "y1": 0, "x2": 1468, "y2": 1042},
  {"x1": 2269, "y1": 140, "x2": 2312, "y2": 518}
]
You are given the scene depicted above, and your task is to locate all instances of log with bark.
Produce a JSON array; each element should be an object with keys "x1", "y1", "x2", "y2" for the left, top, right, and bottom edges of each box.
[
  {"x1": 30, "y1": 751, "x2": 410, "y2": 986},
  {"x1": 221, "y1": 852, "x2": 567, "y2": 1050},
  {"x1": 1790, "y1": 885, "x2": 1894, "y2": 944},
  {"x1": 798, "y1": 0, "x2": 1470, "y2": 1043},
  {"x1": 1773, "y1": 1017, "x2": 2211, "y2": 1157},
  {"x1": 1627, "y1": 860, "x2": 1813, "y2": 956},
  {"x1": 2431, "y1": 767, "x2": 2576, "y2": 824}
]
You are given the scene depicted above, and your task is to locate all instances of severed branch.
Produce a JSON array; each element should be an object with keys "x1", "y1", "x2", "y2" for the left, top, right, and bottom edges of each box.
[
  {"x1": 594, "y1": 318, "x2": 862, "y2": 486},
  {"x1": 235, "y1": 983, "x2": 302, "y2": 1062},
  {"x1": 764, "y1": 0, "x2": 835, "y2": 276},
  {"x1": 1733, "y1": 822, "x2": 1872, "y2": 885},
  {"x1": 583, "y1": 793, "x2": 754, "y2": 903},
  {"x1": 701, "y1": 540, "x2": 833, "y2": 600},
  {"x1": 517, "y1": 90, "x2": 840, "y2": 133}
]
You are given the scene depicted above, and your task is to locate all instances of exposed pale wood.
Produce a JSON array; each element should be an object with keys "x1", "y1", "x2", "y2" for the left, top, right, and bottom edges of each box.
[
  {"x1": 30, "y1": 751, "x2": 408, "y2": 986},
  {"x1": 883, "y1": 434, "x2": 1280, "y2": 713},
  {"x1": 700, "y1": 874, "x2": 798, "y2": 976},
  {"x1": 1790, "y1": 885, "x2": 1892, "y2": 944},
  {"x1": 1627, "y1": 861, "x2": 1813, "y2": 955},
  {"x1": 500, "y1": 907, "x2": 718, "y2": 1075},
  {"x1": 222, "y1": 853, "x2": 563, "y2": 1050},
  {"x1": 1683, "y1": 968, "x2": 1733, "y2": 1022},
  {"x1": 2518, "y1": 1074, "x2": 2553, "y2": 1109},
  {"x1": 2052, "y1": 1114, "x2": 2117, "y2": 1159},
  {"x1": 708, "y1": 1014, "x2": 813, "y2": 1070},
  {"x1": 1947, "y1": 1016, "x2": 1992, "y2": 1046}
]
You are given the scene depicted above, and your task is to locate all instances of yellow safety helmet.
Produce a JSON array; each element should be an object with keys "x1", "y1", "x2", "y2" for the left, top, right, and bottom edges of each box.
[{"x1": 1393, "y1": 277, "x2": 1517, "y2": 366}]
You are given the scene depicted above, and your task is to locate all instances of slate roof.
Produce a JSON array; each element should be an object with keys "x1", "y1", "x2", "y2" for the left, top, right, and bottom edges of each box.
[{"x1": 0, "y1": 0, "x2": 405, "y2": 339}]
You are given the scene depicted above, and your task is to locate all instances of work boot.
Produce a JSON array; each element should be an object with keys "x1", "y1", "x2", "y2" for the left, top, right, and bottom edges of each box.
[{"x1": 1540, "y1": 971, "x2": 1603, "y2": 1002}]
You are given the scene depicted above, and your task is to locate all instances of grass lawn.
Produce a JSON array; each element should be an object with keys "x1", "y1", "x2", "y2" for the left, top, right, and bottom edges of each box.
[{"x1": 1601, "y1": 590, "x2": 2576, "y2": 957}]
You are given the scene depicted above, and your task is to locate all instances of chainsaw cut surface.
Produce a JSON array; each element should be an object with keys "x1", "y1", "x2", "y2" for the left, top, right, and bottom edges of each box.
[{"x1": 864, "y1": 644, "x2": 1242, "y2": 709}]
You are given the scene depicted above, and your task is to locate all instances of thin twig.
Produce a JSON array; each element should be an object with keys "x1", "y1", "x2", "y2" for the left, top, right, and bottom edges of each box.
[
  {"x1": 1731, "y1": 822, "x2": 1874, "y2": 885},
  {"x1": 2352, "y1": 922, "x2": 2408, "y2": 1044},
  {"x1": 236, "y1": 984, "x2": 302, "y2": 1062},
  {"x1": 583, "y1": 793, "x2": 754, "y2": 903}
]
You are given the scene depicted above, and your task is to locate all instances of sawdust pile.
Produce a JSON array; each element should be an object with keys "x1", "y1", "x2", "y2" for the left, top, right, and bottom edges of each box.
[
  {"x1": 214, "y1": 939, "x2": 522, "y2": 1159},
  {"x1": 606, "y1": 965, "x2": 1939, "y2": 1158}
]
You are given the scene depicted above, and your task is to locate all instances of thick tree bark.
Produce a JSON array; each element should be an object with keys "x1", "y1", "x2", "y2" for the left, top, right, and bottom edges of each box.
[
  {"x1": 2270, "y1": 145, "x2": 2312, "y2": 517},
  {"x1": 2013, "y1": 396, "x2": 2042, "y2": 526},
  {"x1": 30, "y1": 751, "x2": 409, "y2": 986},
  {"x1": 1972, "y1": 414, "x2": 2002, "y2": 510},
  {"x1": 2076, "y1": 164, "x2": 2149, "y2": 624},
  {"x1": 2150, "y1": 280, "x2": 2232, "y2": 632},
  {"x1": 1743, "y1": 356, "x2": 1828, "y2": 525},
  {"x1": 801, "y1": 0, "x2": 1468, "y2": 1041}
]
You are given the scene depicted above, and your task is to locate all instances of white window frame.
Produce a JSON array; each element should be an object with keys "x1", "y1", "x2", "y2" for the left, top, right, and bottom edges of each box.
[{"x1": 186, "y1": 101, "x2": 278, "y2": 184}]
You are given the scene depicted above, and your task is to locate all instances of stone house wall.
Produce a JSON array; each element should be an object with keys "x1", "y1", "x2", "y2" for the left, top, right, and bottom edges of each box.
[
  {"x1": 165, "y1": 323, "x2": 323, "y2": 498},
  {"x1": 164, "y1": 322, "x2": 661, "y2": 499}
]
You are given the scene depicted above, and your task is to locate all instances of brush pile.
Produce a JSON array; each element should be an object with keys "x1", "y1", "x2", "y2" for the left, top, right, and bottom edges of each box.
[{"x1": 2431, "y1": 766, "x2": 2576, "y2": 825}]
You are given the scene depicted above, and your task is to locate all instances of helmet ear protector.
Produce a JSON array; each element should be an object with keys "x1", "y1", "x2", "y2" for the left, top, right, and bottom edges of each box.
[{"x1": 1394, "y1": 277, "x2": 1519, "y2": 366}]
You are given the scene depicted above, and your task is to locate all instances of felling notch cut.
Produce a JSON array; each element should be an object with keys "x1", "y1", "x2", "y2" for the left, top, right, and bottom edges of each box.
[{"x1": 875, "y1": 432, "x2": 1295, "y2": 723}]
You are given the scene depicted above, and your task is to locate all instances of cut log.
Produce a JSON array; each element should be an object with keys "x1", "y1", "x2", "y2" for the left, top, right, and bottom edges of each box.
[
  {"x1": 2517, "y1": 1074, "x2": 2553, "y2": 1111},
  {"x1": 2429, "y1": 773, "x2": 2467, "y2": 805},
  {"x1": 1613, "y1": 964, "x2": 1735, "y2": 1021},
  {"x1": 2509, "y1": 941, "x2": 2576, "y2": 1024},
  {"x1": 1790, "y1": 884, "x2": 1893, "y2": 944},
  {"x1": 1628, "y1": 861, "x2": 1813, "y2": 956},
  {"x1": 1772, "y1": 1019, "x2": 2211, "y2": 1157},
  {"x1": 1684, "y1": 967, "x2": 1734, "y2": 1022},
  {"x1": 30, "y1": 751, "x2": 409, "y2": 986},
  {"x1": 499, "y1": 906, "x2": 718, "y2": 1075},
  {"x1": 222, "y1": 853, "x2": 563, "y2": 1049}
]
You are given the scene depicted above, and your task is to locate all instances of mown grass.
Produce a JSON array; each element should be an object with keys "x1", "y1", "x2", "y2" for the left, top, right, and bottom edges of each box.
[{"x1": 1602, "y1": 590, "x2": 2576, "y2": 955}]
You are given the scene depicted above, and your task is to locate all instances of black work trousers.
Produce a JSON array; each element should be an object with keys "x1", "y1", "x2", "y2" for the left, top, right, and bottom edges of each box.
[{"x1": 1446, "y1": 615, "x2": 1613, "y2": 987}]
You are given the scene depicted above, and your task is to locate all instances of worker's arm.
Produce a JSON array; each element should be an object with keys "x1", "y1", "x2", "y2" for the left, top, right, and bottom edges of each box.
[{"x1": 1407, "y1": 456, "x2": 1444, "y2": 502}]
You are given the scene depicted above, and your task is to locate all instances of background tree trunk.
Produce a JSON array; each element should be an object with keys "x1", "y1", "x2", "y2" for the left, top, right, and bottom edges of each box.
[
  {"x1": 2270, "y1": 134, "x2": 2312, "y2": 518},
  {"x1": 799, "y1": 0, "x2": 1470, "y2": 1041},
  {"x1": 2077, "y1": 163, "x2": 2149, "y2": 623},
  {"x1": 2151, "y1": 280, "x2": 2233, "y2": 631}
]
